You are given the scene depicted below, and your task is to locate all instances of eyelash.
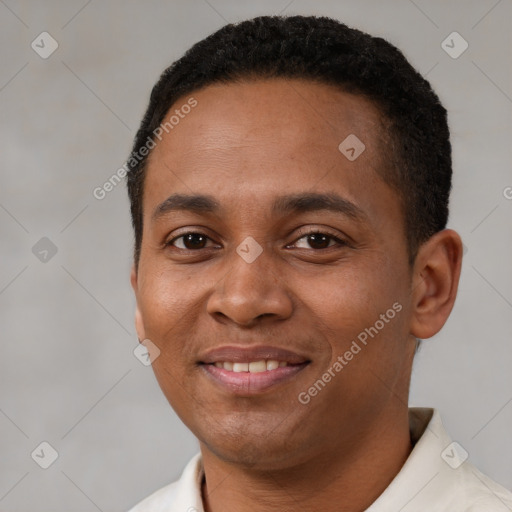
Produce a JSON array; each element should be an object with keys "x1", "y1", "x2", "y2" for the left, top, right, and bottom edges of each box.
[{"x1": 166, "y1": 228, "x2": 348, "y2": 251}]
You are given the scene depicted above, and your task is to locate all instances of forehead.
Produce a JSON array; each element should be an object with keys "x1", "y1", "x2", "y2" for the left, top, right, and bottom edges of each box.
[
  {"x1": 143, "y1": 78, "x2": 395, "y2": 223},
  {"x1": 149, "y1": 78, "x2": 384, "y2": 162}
]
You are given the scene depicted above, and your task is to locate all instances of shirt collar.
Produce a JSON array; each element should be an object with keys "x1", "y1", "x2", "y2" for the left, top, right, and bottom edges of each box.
[{"x1": 164, "y1": 407, "x2": 511, "y2": 511}]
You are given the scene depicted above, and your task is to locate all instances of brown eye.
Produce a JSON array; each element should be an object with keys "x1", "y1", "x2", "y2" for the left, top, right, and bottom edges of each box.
[
  {"x1": 169, "y1": 233, "x2": 211, "y2": 250},
  {"x1": 292, "y1": 230, "x2": 346, "y2": 250},
  {"x1": 305, "y1": 233, "x2": 332, "y2": 249}
]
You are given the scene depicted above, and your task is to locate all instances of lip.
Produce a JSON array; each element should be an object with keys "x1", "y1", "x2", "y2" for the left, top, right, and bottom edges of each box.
[
  {"x1": 198, "y1": 345, "x2": 309, "y2": 364},
  {"x1": 198, "y1": 345, "x2": 311, "y2": 395},
  {"x1": 200, "y1": 362, "x2": 310, "y2": 395}
]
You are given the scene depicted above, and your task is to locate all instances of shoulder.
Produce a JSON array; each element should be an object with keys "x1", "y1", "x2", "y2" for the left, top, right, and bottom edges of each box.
[
  {"x1": 461, "y1": 466, "x2": 512, "y2": 511},
  {"x1": 127, "y1": 481, "x2": 180, "y2": 512},
  {"x1": 126, "y1": 452, "x2": 203, "y2": 512}
]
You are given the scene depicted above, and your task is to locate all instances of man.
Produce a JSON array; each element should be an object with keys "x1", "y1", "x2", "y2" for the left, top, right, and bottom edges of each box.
[{"x1": 126, "y1": 15, "x2": 512, "y2": 511}]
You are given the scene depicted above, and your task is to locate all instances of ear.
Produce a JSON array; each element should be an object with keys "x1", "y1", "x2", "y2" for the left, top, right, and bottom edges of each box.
[
  {"x1": 409, "y1": 229, "x2": 463, "y2": 339},
  {"x1": 130, "y1": 264, "x2": 146, "y2": 342}
]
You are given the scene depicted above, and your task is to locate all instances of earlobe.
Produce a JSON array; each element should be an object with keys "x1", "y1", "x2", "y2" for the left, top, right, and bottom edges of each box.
[
  {"x1": 135, "y1": 307, "x2": 146, "y2": 342},
  {"x1": 130, "y1": 264, "x2": 146, "y2": 342},
  {"x1": 409, "y1": 229, "x2": 463, "y2": 340},
  {"x1": 130, "y1": 264, "x2": 138, "y2": 294}
]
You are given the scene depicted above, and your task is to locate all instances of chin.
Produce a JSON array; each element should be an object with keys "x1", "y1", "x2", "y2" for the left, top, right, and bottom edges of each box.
[
  {"x1": 207, "y1": 441, "x2": 306, "y2": 471},
  {"x1": 197, "y1": 419, "x2": 313, "y2": 471}
]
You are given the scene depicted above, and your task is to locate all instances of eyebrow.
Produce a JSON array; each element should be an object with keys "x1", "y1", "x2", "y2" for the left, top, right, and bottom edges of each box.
[{"x1": 152, "y1": 192, "x2": 367, "y2": 223}]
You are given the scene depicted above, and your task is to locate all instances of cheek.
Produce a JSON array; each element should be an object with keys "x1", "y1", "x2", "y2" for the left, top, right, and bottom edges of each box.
[
  {"x1": 298, "y1": 265, "x2": 391, "y2": 333},
  {"x1": 137, "y1": 270, "x2": 200, "y2": 359},
  {"x1": 295, "y1": 259, "x2": 409, "y2": 368},
  {"x1": 299, "y1": 267, "x2": 410, "y2": 407},
  {"x1": 138, "y1": 272, "x2": 205, "y2": 415}
]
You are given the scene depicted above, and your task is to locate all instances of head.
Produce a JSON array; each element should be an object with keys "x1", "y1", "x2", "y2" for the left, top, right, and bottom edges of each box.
[{"x1": 127, "y1": 15, "x2": 462, "y2": 470}]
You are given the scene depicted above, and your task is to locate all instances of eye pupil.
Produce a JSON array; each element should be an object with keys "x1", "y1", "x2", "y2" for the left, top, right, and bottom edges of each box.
[
  {"x1": 308, "y1": 233, "x2": 330, "y2": 249},
  {"x1": 184, "y1": 233, "x2": 206, "y2": 249}
]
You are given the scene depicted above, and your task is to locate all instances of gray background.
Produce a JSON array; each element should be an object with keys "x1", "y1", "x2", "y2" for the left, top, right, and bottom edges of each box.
[{"x1": 1, "y1": 0, "x2": 511, "y2": 510}]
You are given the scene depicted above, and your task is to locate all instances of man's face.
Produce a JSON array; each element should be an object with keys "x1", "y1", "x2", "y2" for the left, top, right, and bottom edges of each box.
[{"x1": 131, "y1": 79, "x2": 417, "y2": 470}]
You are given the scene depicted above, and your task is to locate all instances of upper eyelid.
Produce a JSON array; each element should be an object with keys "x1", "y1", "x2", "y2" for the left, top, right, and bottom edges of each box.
[
  {"x1": 167, "y1": 230, "x2": 218, "y2": 246},
  {"x1": 288, "y1": 230, "x2": 347, "y2": 248},
  {"x1": 293, "y1": 227, "x2": 345, "y2": 241},
  {"x1": 167, "y1": 233, "x2": 218, "y2": 249}
]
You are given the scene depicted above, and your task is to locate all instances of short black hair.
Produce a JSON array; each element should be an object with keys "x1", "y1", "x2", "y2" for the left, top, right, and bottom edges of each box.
[{"x1": 126, "y1": 14, "x2": 451, "y2": 268}]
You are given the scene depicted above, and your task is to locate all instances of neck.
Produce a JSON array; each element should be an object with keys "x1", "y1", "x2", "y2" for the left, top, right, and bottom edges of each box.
[{"x1": 200, "y1": 405, "x2": 413, "y2": 512}]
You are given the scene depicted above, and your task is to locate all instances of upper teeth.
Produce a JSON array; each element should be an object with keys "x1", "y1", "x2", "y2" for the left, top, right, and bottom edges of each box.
[{"x1": 213, "y1": 360, "x2": 288, "y2": 372}]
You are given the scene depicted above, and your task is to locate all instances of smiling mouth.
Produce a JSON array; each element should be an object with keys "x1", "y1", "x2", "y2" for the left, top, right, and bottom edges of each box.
[
  {"x1": 199, "y1": 360, "x2": 311, "y2": 395},
  {"x1": 207, "y1": 360, "x2": 293, "y2": 372},
  {"x1": 197, "y1": 345, "x2": 311, "y2": 394}
]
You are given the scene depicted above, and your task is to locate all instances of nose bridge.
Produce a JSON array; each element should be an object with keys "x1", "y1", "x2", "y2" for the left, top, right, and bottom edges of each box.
[{"x1": 206, "y1": 239, "x2": 293, "y2": 325}]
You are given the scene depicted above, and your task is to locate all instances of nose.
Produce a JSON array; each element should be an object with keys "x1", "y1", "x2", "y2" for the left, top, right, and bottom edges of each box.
[{"x1": 206, "y1": 246, "x2": 293, "y2": 327}]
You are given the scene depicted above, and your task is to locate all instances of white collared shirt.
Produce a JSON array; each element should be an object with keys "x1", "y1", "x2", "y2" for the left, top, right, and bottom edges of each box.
[{"x1": 128, "y1": 408, "x2": 512, "y2": 511}]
